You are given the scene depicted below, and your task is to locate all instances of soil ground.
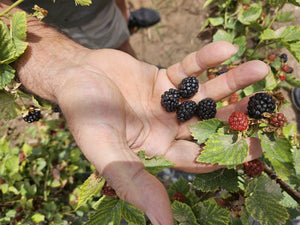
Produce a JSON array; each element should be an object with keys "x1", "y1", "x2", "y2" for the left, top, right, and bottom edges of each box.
[{"x1": 128, "y1": 0, "x2": 300, "y2": 131}]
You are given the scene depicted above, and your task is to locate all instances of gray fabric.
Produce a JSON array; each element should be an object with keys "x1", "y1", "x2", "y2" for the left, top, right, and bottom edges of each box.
[{"x1": 15, "y1": 0, "x2": 111, "y2": 28}]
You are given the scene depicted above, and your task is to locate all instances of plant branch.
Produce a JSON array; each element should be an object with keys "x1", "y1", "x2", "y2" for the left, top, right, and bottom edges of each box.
[
  {"x1": 0, "y1": 0, "x2": 24, "y2": 16},
  {"x1": 264, "y1": 166, "x2": 300, "y2": 205}
]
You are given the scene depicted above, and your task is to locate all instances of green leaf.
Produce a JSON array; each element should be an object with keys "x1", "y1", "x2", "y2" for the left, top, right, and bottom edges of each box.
[
  {"x1": 237, "y1": 3, "x2": 262, "y2": 25},
  {"x1": 5, "y1": 155, "x2": 19, "y2": 174},
  {"x1": 276, "y1": 11, "x2": 296, "y2": 22},
  {"x1": 75, "y1": 173, "x2": 105, "y2": 210},
  {"x1": 193, "y1": 199, "x2": 231, "y2": 225},
  {"x1": 265, "y1": 70, "x2": 278, "y2": 91},
  {"x1": 0, "y1": 20, "x2": 16, "y2": 64},
  {"x1": 288, "y1": 0, "x2": 300, "y2": 6},
  {"x1": 75, "y1": 0, "x2": 92, "y2": 6},
  {"x1": 208, "y1": 17, "x2": 224, "y2": 26},
  {"x1": 245, "y1": 175, "x2": 289, "y2": 225},
  {"x1": 285, "y1": 73, "x2": 300, "y2": 88},
  {"x1": 172, "y1": 201, "x2": 198, "y2": 225},
  {"x1": 197, "y1": 130, "x2": 249, "y2": 168},
  {"x1": 213, "y1": 29, "x2": 234, "y2": 43},
  {"x1": 87, "y1": 196, "x2": 123, "y2": 225},
  {"x1": 137, "y1": 151, "x2": 175, "y2": 175},
  {"x1": 224, "y1": 36, "x2": 246, "y2": 64},
  {"x1": 11, "y1": 12, "x2": 27, "y2": 41},
  {"x1": 31, "y1": 213, "x2": 45, "y2": 223},
  {"x1": 193, "y1": 168, "x2": 239, "y2": 192},
  {"x1": 293, "y1": 150, "x2": 300, "y2": 175},
  {"x1": 280, "y1": 191, "x2": 299, "y2": 208},
  {"x1": 12, "y1": 38, "x2": 28, "y2": 62},
  {"x1": 284, "y1": 41, "x2": 300, "y2": 63},
  {"x1": 261, "y1": 26, "x2": 300, "y2": 43},
  {"x1": 0, "y1": 64, "x2": 15, "y2": 89},
  {"x1": 203, "y1": 0, "x2": 215, "y2": 8},
  {"x1": 242, "y1": 78, "x2": 266, "y2": 96},
  {"x1": 167, "y1": 177, "x2": 190, "y2": 200},
  {"x1": 259, "y1": 133, "x2": 294, "y2": 180},
  {"x1": 121, "y1": 201, "x2": 146, "y2": 225},
  {"x1": 189, "y1": 119, "x2": 225, "y2": 144}
]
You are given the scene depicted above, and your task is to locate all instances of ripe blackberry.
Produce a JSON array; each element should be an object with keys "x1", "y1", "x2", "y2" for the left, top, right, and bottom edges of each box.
[
  {"x1": 280, "y1": 53, "x2": 288, "y2": 63},
  {"x1": 216, "y1": 67, "x2": 228, "y2": 75},
  {"x1": 23, "y1": 108, "x2": 41, "y2": 123},
  {"x1": 270, "y1": 113, "x2": 286, "y2": 127},
  {"x1": 176, "y1": 100, "x2": 197, "y2": 122},
  {"x1": 286, "y1": 67, "x2": 294, "y2": 73},
  {"x1": 197, "y1": 98, "x2": 217, "y2": 120},
  {"x1": 247, "y1": 93, "x2": 276, "y2": 119},
  {"x1": 101, "y1": 184, "x2": 116, "y2": 197},
  {"x1": 161, "y1": 88, "x2": 180, "y2": 112},
  {"x1": 173, "y1": 192, "x2": 185, "y2": 203},
  {"x1": 178, "y1": 77, "x2": 199, "y2": 98},
  {"x1": 229, "y1": 111, "x2": 249, "y2": 131},
  {"x1": 244, "y1": 159, "x2": 264, "y2": 177}
]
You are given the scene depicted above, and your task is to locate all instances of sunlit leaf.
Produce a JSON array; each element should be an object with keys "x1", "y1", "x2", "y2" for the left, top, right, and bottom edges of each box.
[
  {"x1": 122, "y1": 201, "x2": 146, "y2": 225},
  {"x1": 238, "y1": 3, "x2": 262, "y2": 25},
  {"x1": 172, "y1": 201, "x2": 198, "y2": 225}
]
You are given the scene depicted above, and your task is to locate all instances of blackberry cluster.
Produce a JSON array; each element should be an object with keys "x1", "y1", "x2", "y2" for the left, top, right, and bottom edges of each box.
[
  {"x1": 178, "y1": 77, "x2": 199, "y2": 98},
  {"x1": 161, "y1": 88, "x2": 180, "y2": 112},
  {"x1": 244, "y1": 159, "x2": 264, "y2": 177},
  {"x1": 23, "y1": 108, "x2": 41, "y2": 123},
  {"x1": 229, "y1": 111, "x2": 249, "y2": 131},
  {"x1": 176, "y1": 100, "x2": 197, "y2": 122},
  {"x1": 197, "y1": 98, "x2": 217, "y2": 120},
  {"x1": 247, "y1": 93, "x2": 276, "y2": 119}
]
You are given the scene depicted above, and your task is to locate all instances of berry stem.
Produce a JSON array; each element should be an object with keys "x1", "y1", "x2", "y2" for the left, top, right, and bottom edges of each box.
[
  {"x1": 264, "y1": 166, "x2": 300, "y2": 205},
  {"x1": 0, "y1": 0, "x2": 24, "y2": 17}
]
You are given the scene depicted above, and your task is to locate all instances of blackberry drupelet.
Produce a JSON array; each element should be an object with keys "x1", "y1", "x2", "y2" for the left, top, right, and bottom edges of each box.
[
  {"x1": 23, "y1": 109, "x2": 41, "y2": 123},
  {"x1": 178, "y1": 77, "x2": 199, "y2": 98},
  {"x1": 197, "y1": 98, "x2": 217, "y2": 120},
  {"x1": 280, "y1": 53, "x2": 288, "y2": 63},
  {"x1": 176, "y1": 100, "x2": 197, "y2": 122},
  {"x1": 247, "y1": 93, "x2": 276, "y2": 119},
  {"x1": 161, "y1": 88, "x2": 180, "y2": 112}
]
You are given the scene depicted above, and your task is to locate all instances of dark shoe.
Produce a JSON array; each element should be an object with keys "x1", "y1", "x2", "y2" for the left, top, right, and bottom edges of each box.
[
  {"x1": 291, "y1": 88, "x2": 300, "y2": 111},
  {"x1": 128, "y1": 8, "x2": 161, "y2": 34}
]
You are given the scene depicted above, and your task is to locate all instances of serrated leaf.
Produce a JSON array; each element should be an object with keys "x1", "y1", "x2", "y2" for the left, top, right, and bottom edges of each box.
[
  {"x1": 75, "y1": 0, "x2": 92, "y2": 6},
  {"x1": 282, "y1": 124, "x2": 297, "y2": 140},
  {"x1": 261, "y1": 26, "x2": 300, "y2": 43},
  {"x1": 193, "y1": 199, "x2": 231, "y2": 225},
  {"x1": 285, "y1": 41, "x2": 300, "y2": 63},
  {"x1": 137, "y1": 151, "x2": 175, "y2": 175},
  {"x1": 293, "y1": 150, "x2": 300, "y2": 175},
  {"x1": 197, "y1": 131, "x2": 249, "y2": 168},
  {"x1": 193, "y1": 168, "x2": 239, "y2": 192},
  {"x1": 86, "y1": 196, "x2": 123, "y2": 225},
  {"x1": 189, "y1": 119, "x2": 225, "y2": 144},
  {"x1": 208, "y1": 17, "x2": 224, "y2": 26},
  {"x1": 245, "y1": 175, "x2": 288, "y2": 225},
  {"x1": 0, "y1": 90, "x2": 21, "y2": 120},
  {"x1": 276, "y1": 11, "x2": 296, "y2": 22},
  {"x1": 11, "y1": 12, "x2": 27, "y2": 41},
  {"x1": 0, "y1": 21, "x2": 16, "y2": 63},
  {"x1": 121, "y1": 201, "x2": 146, "y2": 225},
  {"x1": 280, "y1": 191, "x2": 299, "y2": 208},
  {"x1": 265, "y1": 70, "x2": 277, "y2": 91},
  {"x1": 237, "y1": 3, "x2": 262, "y2": 25},
  {"x1": 12, "y1": 38, "x2": 28, "y2": 61},
  {"x1": 75, "y1": 173, "x2": 105, "y2": 210},
  {"x1": 285, "y1": 73, "x2": 300, "y2": 88},
  {"x1": 213, "y1": 29, "x2": 234, "y2": 43},
  {"x1": 259, "y1": 133, "x2": 294, "y2": 180},
  {"x1": 167, "y1": 177, "x2": 190, "y2": 200},
  {"x1": 172, "y1": 201, "x2": 198, "y2": 225},
  {"x1": 242, "y1": 79, "x2": 265, "y2": 96},
  {"x1": 224, "y1": 36, "x2": 246, "y2": 64},
  {"x1": 0, "y1": 64, "x2": 15, "y2": 89}
]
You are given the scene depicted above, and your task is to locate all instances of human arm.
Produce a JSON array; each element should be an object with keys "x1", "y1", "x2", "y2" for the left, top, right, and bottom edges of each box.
[{"x1": 1, "y1": 1, "x2": 269, "y2": 224}]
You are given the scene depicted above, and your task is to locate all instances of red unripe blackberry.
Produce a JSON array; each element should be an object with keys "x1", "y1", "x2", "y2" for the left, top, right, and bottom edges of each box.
[
  {"x1": 279, "y1": 75, "x2": 286, "y2": 81},
  {"x1": 270, "y1": 113, "x2": 286, "y2": 127},
  {"x1": 229, "y1": 111, "x2": 249, "y2": 131},
  {"x1": 229, "y1": 93, "x2": 239, "y2": 104},
  {"x1": 247, "y1": 93, "x2": 276, "y2": 119},
  {"x1": 173, "y1": 192, "x2": 185, "y2": 203},
  {"x1": 101, "y1": 185, "x2": 116, "y2": 197},
  {"x1": 176, "y1": 100, "x2": 197, "y2": 122},
  {"x1": 244, "y1": 159, "x2": 264, "y2": 177},
  {"x1": 268, "y1": 54, "x2": 277, "y2": 61},
  {"x1": 178, "y1": 77, "x2": 199, "y2": 98},
  {"x1": 208, "y1": 74, "x2": 216, "y2": 80},
  {"x1": 197, "y1": 98, "x2": 217, "y2": 120},
  {"x1": 281, "y1": 64, "x2": 290, "y2": 73},
  {"x1": 161, "y1": 88, "x2": 180, "y2": 112}
]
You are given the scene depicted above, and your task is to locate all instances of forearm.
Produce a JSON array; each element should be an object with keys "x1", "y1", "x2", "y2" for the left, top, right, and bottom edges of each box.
[{"x1": 0, "y1": 0, "x2": 88, "y2": 102}]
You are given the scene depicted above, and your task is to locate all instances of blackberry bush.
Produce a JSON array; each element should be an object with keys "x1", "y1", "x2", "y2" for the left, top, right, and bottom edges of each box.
[
  {"x1": 161, "y1": 88, "x2": 180, "y2": 112},
  {"x1": 197, "y1": 98, "x2": 216, "y2": 120},
  {"x1": 178, "y1": 77, "x2": 199, "y2": 98},
  {"x1": 176, "y1": 100, "x2": 197, "y2": 122},
  {"x1": 247, "y1": 93, "x2": 276, "y2": 119}
]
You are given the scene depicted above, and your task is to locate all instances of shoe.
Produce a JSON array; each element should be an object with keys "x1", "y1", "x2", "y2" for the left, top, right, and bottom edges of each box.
[
  {"x1": 291, "y1": 88, "x2": 300, "y2": 111},
  {"x1": 128, "y1": 8, "x2": 161, "y2": 34}
]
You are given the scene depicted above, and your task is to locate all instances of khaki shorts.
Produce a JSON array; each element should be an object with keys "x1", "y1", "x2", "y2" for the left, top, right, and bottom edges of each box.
[{"x1": 61, "y1": 1, "x2": 130, "y2": 49}]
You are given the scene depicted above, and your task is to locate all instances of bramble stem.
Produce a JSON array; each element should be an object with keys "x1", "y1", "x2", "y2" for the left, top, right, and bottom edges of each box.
[
  {"x1": 264, "y1": 166, "x2": 300, "y2": 205},
  {"x1": 0, "y1": 0, "x2": 24, "y2": 17}
]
